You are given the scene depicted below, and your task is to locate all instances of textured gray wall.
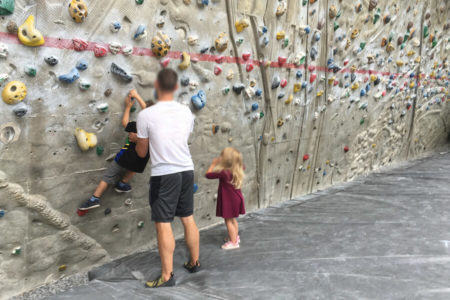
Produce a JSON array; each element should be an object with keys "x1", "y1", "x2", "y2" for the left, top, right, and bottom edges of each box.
[{"x1": 0, "y1": 0, "x2": 448, "y2": 298}]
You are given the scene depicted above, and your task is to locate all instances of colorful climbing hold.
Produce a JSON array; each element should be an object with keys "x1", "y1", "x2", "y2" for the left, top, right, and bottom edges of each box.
[
  {"x1": 2, "y1": 81, "x2": 27, "y2": 105},
  {"x1": 18, "y1": 15, "x2": 45, "y2": 47},
  {"x1": 191, "y1": 90, "x2": 206, "y2": 110},
  {"x1": 0, "y1": 0, "x2": 14, "y2": 15},
  {"x1": 69, "y1": 0, "x2": 88, "y2": 23},
  {"x1": 59, "y1": 68, "x2": 80, "y2": 84}
]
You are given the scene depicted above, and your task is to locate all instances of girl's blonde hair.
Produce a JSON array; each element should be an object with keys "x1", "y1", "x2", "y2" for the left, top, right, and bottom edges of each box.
[{"x1": 213, "y1": 147, "x2": 244, "y2": 189}]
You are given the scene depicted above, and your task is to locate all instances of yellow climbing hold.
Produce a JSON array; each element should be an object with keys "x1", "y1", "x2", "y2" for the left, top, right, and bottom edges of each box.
[
  {"x1": 326, "y1": 160, "x2": 330, "y2": 165},
  {"x1": 409, "y1": 82, "x2": 415, "y2": 88},
  {"x1": 276, "y1": 31, "x2": 286, "y2": 40},
  {"x1": 69, "y1": 0, "x2": 88, "y2": 23},
  {"x1": 293, "y1": 83, "x2": 301, "y2": 93},
  {"x1": 151, "y1": 31, "x2": 171, "y2": 58},
  {"x1": 74, "y1": 128, "x2": 97, "y2": 152},
  {"x1": 396, "y1": 60, "x2": 404, "y2": 67},
  {"x1": 414, "y1": 56, "x2": 421, "y2": 63},
  {"x1": 235, "y1": 19, "x2": 249, "y2": 33},
  {"x1": 18, "y1": 15, "x2": 44, "y2": 47},
  {"x1": 351, "y1": 29, "x2": 359, "y2": 39},
  {"x1": 285, "y1": 94, "x2": 293, "y2": 104},
  {"x1": 2, "y1": 80, "x2": 27, "y2": 105},
  {"x1": 407, "y1": 50, "x2": 416, "y2": 57},
  {"x1": 371, "y1": 143, "x2": 376, "y2": 148},
  {"x1": 351, "y1": 83, "x2": 359, "y2": 90},
  {"x1": 215, "y1": 32, "x2": 228, "y2": 53},
  {"x1": 178, "y1": 52, "x2": 190, "y2": 70},
  {"x1": 328, "y1": 76, "x2": 335, "y2": 85},
  {"x1": 370, "y1": 75, "x2": 377, "y2": 82},
  {"x1": 386, "y1": 42, "x2": 395, "y2": 53},
  {"x1": 317, "y1": 90, "x2": 324, "y2": 97}
]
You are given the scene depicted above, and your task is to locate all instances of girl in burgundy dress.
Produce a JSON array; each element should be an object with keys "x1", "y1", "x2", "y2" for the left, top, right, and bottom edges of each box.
[{"x1": 206, "y1": 147, "x2": 245, "y2": 250}]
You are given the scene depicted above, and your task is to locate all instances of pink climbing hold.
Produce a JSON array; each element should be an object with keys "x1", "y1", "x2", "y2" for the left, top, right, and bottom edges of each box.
[
  {"x1": 246, "y1": 63, "x2": 254, "y2": 72},
  {"x1": 333, "y1": 79, "x2": 339, "y2": 86},
  {"x1": 160, "y1": 57, "x2": 170, "y2": 68},
  {"x1": 73, "y1": 38, "x2": 88, "y2": 51},
  {"x1": 280, "y1": 79, "x2": 287, "y2": 88},
  {"x1": 382, "y1": 90, "x2": 386, "y2": 96},
  {"x1": 310, "y1": 73, "x2": 317, "y2": 83},
  {"x1": 242, "y1": 53, "x2": 251, "y2": 61},
  {"x1": 214, "y1": 65, "x2": 222, "y2": 75},
  {"x1": 94, "y1": 45, "x2": 107, "y2": 57},
  {"x1": 278, "y1": 56, "x2": 287, "y2": 65},
  {"x1": 215, "y1": 56, "x2": 225, "y2": 64},
  {"x1": 364, "y1": 76, "x2": 369, "y2": 83},
  {"x1": 308, "y1": 65, "x2": 315, "y2": 72}
]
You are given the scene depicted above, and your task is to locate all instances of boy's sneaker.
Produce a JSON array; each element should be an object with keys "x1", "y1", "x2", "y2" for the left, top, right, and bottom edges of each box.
[
  {"x1": 223, "y1": 235, "x2": 240, "y2": 244},
  {"x1": 145, "y1": 273, "x2": 175, "y2": 288},
  {"x1": 183, "y1": 261, "x2": 201, "y2": 273},
  {"x1": 115, "y1": 181, "x2": 132, "y2": 193},
  {"x1": 79, "y1": 196, "x2": 100, "y2": 211},
  {"x1": 221, "y1": 241, "x2": 240, "y2": 250}
]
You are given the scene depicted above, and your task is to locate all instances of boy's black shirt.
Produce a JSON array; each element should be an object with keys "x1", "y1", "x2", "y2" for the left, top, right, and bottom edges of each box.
[{"x1": 115, "y1": 139, "x2": 149, "y2": 173}]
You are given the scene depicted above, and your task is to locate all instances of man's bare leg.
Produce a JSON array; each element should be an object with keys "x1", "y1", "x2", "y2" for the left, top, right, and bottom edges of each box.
[
  {"x1": 155, "y1": 222, "x2": 175, "y2": 281},
  {"x1": 93, "y1": 181, "x2": 108, "y2": 198},
  {"x1": 180, "y1": 216, "x2": 199, "y2": 265}
]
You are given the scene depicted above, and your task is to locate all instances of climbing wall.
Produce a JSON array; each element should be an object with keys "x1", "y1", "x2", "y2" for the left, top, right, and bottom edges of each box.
[{"x1": 0, "y1": 0, "x2": 448, "y2": 298}]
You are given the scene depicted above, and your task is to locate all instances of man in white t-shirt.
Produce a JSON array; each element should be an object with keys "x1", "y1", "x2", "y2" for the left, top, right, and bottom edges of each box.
[{"x1": 134, "y1": 68, "x2": 200, "y2": 288}]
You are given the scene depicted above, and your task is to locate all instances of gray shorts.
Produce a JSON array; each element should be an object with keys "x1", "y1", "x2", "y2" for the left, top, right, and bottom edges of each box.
[
  {"x1": 102, "y1": 161, "x2": 126, "y2": 185},
  {"x1": 150, "y1": 170, "x2": 194, "y2": 222}
]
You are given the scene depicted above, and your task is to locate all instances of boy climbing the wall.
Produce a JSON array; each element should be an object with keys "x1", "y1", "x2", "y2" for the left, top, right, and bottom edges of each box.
[{"x1": 78, "y1": 90, "x2": 150, "y2": 211}]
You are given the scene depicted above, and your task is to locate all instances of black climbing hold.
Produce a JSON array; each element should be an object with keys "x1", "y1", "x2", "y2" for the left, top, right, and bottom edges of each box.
[
  {"x1": 111, "y1": 63, "x2": 133, "y2": 83},
  {"x1": 232, "y1": 84, "x2": 245, "y2": 95},
  {"x1": 180, "y1": 76, "x2": 190, "y2": 87},
  {"x1": 104, "y1": 208, "x2": 111, "y2": 215},
  {"x1": 44, "y1": 56, "x2": 59, "y2": 66}
]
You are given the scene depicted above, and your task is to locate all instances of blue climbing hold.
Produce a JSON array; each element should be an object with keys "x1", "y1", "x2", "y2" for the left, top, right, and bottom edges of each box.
[
  {"x1": 59, "y1": 68, "x2": 80, "y2": 84},
  {"x1": 261, "y1": 26, "x2": 268, "y2": 34},
  {"x1": 365, "y1": 84, "x2": 370, "y2": 92},
  {"x1": 0, "y1": 209, "x2": 4, "y2": 218},
  {"x1": 134, "y1": 25, "x2": 146, "y2": 40},
  {"x1": 327, "y1": 58, "x2": 334, "y2": 66},
  {"x1": 351, "y1": 73, "x2": 356, "y2": 82},
  {"x1": 255, "y1": 89, "x2": 263, "y2": 97},
  {"x1": 252, "y1": 103, "x2": 259, "y2": 111},
  {"x1": 76, "y1": 59, "x2": 88, "y2": 71},
  {"x1": 304, "y1": 26, "x2": 311, "y2": 34},
  {"x1": 111, "y1": 21, "x2": 121, "y2": 31},
  {"x1": 314, "y1": 32, "x2": 321, "y2": 42},
  {"x1": 360, "y1": 89, "x2": 366, "y2": 97},
  {"x1": 201, "y1": 0, "x2": 209, "y2": 5},
  {"x1": 301, "y1": 81, "x2": 307, "y2": 89},
  {"x1": 191, "y1": 90, "x2": 206, "y2": 110},
  {"x1": 193, "y1": 183, "x2": 198, "y2": 193},
  {"x1": 409, "y1": 72, "x2": 415, "y2": 78},
  {"x1": 296, "y1": 70, "x2": 302, "y2": 78},
  {"x1": 277, "y1": 92, "x2": 285, "y2": 99}
]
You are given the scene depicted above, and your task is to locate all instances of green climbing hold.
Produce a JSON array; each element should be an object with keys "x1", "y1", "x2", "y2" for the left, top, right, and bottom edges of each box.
[
  {"x1": 333, "y1": 22, "x2": 339, "y2": 31},
  {"x1": 12, "y1": 247, "x2": 21, "y2": 255},
  {"x1": 432, "y1": 38, "x2": 437, "y2": 48},
  {"x1": 373, "y1": 8, "x2": 381, "y2": 25},
  {"x1": 96, "y1": 146, "x2": 104, "y2": 156},
  {"x1": 138, "y1": 221, "x2": 144, "y2": 228},
  {"x1": 130, "y1": 105, "x2": 136, "y2": 113},
  {"x1": 360, "y1": 118, "x2": 365, "y2": 125},
  {"x1": 423, "y1": 26, "x2": 429, "y2": 38},
  {"x1": 24, "y1": 66, "x2": 36, "y2": 77},
  {"x1": 260, "y1": 112, "x2": 264, "y2": 118},
  {"x1": 135, "y1": 0, "x2": 144, "y2": 4},
  {"x1": 388, "y1": 32, "x2": 394, "y2": 42},
  {"x1": 360, "y1": 42, "x2": 366, "y2": 50},
  {"x1": 283, "y1": 38, "x2": 289, "y2": 48},
  {"x1": 0, "y1": 0, "x2": 14, "y2": 15},
  {"x1": 302, "y1": 0, "x2": 307, "y2": 6},
  {"x1": 400, "y1": 42, "x2": 406, "y2": 50},
  {"x1": 403, "y1": 33, "x2": 410, "y2": 42},
  {"x1": 299, "y1": 56, "x2": 306, "y2": 65},
  {"x1": 336, "y1": 10, "x2": 341, "y2": 19}
]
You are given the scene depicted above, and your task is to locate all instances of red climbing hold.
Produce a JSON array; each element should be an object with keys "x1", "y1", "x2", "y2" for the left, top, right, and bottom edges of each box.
[
  {"x1": 280, "y1": 79, "x2": 287, "y2": 88},
  {"x1": 344, "y1": 146, "x2": 349, "y2": 152},
  {"x1": 343, "y1": 59, "x2": 349, "y2": 66},
  {"x1": 215, "y1": 56, "x2": 225, "y2": 64},
  {"x1": 94, "y1": 45, "x2": 107, "y2": 57},
  {"x1": 73, "y1": 38, "x2": 88, "y2": 51},
  {"x1": 278, "y1": 56, "x2": 287, "y2": 65},
  {"x1": 333, "y1": 79, "x2": 339, "y2": 86},
  {"x1": 310, "y1": 73, "x2": 317, "y2": 83},
  {"x1": 303, "y1": 154, "x2": 310, "y2": 161},
  {"x1": 214, "y1": 65, "x2": 222, "y2": 75},
  {"x1": 160, "y1": 57, "x2": 170, "y2": 68},
  {"x1": 246, "y1": 63, "x2": 254, "y2": 72},
  {"x1": 242, "y1": 53, "x2": 251, "y2": 61},
  {"x1": 77, "y1": 209, "x2": 88, "y2": 217},
  {"x1": 308, "y1": 65, "x2": 315, "y2": 72}
]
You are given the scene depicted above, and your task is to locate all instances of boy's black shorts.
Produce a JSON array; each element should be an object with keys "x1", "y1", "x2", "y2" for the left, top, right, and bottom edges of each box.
[{"x1": 149, "y1": 170, "x2": 194, "y2": 222}]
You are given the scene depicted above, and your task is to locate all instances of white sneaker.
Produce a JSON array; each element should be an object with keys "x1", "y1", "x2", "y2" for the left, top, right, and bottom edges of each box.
[
  {"x1": 221, "y1": 241, "x2": 240, "y2": 250},
  {"x1": 223, "y1": 235, "x2": 240, "y2": 244}
]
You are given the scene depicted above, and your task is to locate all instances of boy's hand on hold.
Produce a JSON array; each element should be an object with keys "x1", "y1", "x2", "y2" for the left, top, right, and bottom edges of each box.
[
  {"x1": 129, "y1": 89, "x2": 139, "y2": 100},
  {"x1": 125, "y1": 92, "x2": 135, "y2": 108}
]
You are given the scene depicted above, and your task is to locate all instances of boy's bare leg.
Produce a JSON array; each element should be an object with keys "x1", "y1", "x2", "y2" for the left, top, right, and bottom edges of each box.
[
  {"x1": 225, "y1": 218, "x2": 238, "y2": 244},
  {"x1": 121, "y1": 171, "x2": 135, "y2": 183},
  {"x1": 180, "y1": 216, "x2": 200, "y2": 265},
  {"x1": 93, "y1": 181, "x2": 108, "y2": 198},
  {"x1": 155, "y1": 222, "x2": 175, "y2": 281}
]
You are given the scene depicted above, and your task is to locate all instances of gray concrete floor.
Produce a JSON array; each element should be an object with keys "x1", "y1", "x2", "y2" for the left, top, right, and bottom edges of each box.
[{"x1": 46, "y1": 151, "x2": 450, "y2": 300}]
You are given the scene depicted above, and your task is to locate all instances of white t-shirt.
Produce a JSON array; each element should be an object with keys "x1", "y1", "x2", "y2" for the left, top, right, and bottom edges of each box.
[{"x1": 137, "y1": 101, "x2": 194, "y2": 176}]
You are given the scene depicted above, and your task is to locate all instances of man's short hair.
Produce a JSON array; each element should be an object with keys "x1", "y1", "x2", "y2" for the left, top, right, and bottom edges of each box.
[{"x1": 157, "y1": 68, "x2": 178, "y2": 92}]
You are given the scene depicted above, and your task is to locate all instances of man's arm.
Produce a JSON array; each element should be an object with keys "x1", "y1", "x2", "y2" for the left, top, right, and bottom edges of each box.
[{"x1": 136, "y1": 137, "x2": 149, "y2": 158}]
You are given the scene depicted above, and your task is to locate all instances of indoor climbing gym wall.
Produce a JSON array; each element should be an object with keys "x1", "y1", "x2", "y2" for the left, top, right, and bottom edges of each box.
[{"x1": 0, "y1": 0, "x2": 449, "y2": 298}]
